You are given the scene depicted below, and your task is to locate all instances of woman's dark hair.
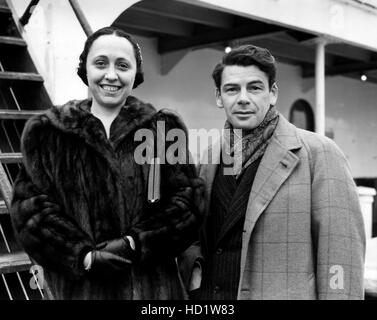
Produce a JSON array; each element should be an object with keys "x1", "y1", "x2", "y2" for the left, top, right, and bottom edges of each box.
[
  {"x1": 77, "y1": 26, "x2": 144, "y2": 89},
  {"x1": 212, "y1": 44, "x2": 276, "y2": 90}
]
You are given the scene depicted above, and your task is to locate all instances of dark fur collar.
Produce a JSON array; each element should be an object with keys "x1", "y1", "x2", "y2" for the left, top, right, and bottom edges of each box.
[
  {"x1": 26, "y1": 95, "x2": 157, "y2": 149},
  {"x1": 48, "y1": 95, "x2": 156, "y2": 137},
  {"x1": 21, "y1": 96, "x2": 158, "y2": 175},
  {"x1": 21, "y1": 95, "x2": 190, "y2": 175}
]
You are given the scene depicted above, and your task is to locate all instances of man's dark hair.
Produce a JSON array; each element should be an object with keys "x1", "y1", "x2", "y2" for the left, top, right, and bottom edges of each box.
[
  {"x1": 77, "y1": 26, "x2": 144, "y2": 89},
  {"x1": 212, "y1": 44, "x2": 276, "y2": 90}
]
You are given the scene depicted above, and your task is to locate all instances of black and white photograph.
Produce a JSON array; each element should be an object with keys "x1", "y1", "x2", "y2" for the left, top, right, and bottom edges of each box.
[{"x1": 0, "y1": 0, "x2": 376, "y2": 309}]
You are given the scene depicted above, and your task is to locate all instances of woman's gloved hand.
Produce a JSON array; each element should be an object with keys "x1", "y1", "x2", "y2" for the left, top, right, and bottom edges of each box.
[
  {"x1": 84, "y1": 249, "x2": 132, "y2": 276},
  {"x1": 97, "y1": 236, "x2": 137, "y2": 263},
  {"x1": 84, "y1": 236, "x2": 138, "y2": 276}
]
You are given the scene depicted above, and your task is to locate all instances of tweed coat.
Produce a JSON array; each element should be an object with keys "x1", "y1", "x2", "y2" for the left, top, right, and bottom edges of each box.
[
  {"x1": 10, "y1": 96, "x2": 204, "y2": 300},
  {"x1": 184, "y1": 114, "x2": 365, "y2": 300}
]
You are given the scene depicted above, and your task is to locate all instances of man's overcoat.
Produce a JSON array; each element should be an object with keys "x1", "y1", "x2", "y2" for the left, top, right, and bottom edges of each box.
[{"x1": 195, "y1": 115, "x2": 365, "y2": 299}]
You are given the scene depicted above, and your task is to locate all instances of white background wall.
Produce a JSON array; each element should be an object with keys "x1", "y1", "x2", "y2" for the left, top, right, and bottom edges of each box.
[
  {"x1": 8, "y1": 0, "x2": 377, "y2": 178},
  {"x1": 135, "y1": 37, "x2": 377, "y2": 178},
  {"x1": 186, "y1": 0, "x2": 377, "y2": 52}
]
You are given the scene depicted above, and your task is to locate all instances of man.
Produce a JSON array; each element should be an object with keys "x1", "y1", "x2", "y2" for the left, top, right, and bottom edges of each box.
[{"x1": 180, "y1": 44, "x2": 365, "y2": 300}]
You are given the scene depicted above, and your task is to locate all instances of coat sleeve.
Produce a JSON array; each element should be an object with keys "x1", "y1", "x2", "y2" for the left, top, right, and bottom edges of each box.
[
  {"x1": 129, "y1": 110, "x2": 206, "y2": 263},
  {"x1": 10, "y1": 117, "x2": 95, "y2": 279},
  {"x1": 178, "y1": 242, "x2": 204, "y2": 291},
  {"x1": 178, "y1": 161, "x2": 206, "y2": 291},
  {"x1": 310, "y1": 137, "x2": 365, "y2": 299}
]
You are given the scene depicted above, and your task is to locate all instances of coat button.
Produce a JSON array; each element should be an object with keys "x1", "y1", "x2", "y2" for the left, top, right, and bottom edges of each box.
[
  {"x1": 280, "y1": 160, "x2": 289, "y2": 168},
  {"x1": 214, "y1": 285, "x2": 221, "y2": 293},
  {"x1": 216, "y1": 248, "x2": 223, "y2": 255}
]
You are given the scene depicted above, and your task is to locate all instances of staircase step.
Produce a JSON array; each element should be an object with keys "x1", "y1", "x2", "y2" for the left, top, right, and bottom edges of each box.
[
  {"x1": 0, "y1": 200, "x2": 7, "y2": 214},
  {"x1": 0, "y1": 109, "x2": 44, "y2": 120},
  {"x1": 0, "y1": 5, "x2": 11, "y2": 15},
  {"x1": 0, "y1": 152, "x2": 22, "y2": 164},
  {"x1": 0, "y1": 71, "x2": 43, "y2": 83},
  {"x1": 0, "y1": 252, "x2": 32, "y2": 274},
  {"x1": 0, "y1": 36, "x2": 26, "y2": 47}
]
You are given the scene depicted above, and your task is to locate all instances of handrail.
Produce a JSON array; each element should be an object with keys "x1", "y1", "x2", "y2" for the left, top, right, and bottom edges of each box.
[
  {"x1": 68, "y1": 0, "x2": 93, "y2": 37},
  {"x1": 19, "y1": 0, "x2": 40, "y2": 26},
  {"x1": 19, "y1": 0, "x2": 93, "y2": 37}
]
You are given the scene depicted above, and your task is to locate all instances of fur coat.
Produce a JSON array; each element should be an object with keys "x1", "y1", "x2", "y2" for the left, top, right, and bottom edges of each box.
[{"x1": 10, "y1": 96, "x2": 205, "y2": 300}]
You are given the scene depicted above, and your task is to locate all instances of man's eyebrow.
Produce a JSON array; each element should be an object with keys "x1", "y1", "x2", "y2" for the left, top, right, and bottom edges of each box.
[
  {"x1": 223, "y1": 80, "x2": 265, "y2": 87},
  {"x1": 247, "y1": 80, "x2": 264, "y2": 85}
]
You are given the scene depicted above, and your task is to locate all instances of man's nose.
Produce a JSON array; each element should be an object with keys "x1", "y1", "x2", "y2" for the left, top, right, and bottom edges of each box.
[{"x1": 237, "y1": 88, "x2": 250, "y2": 105}]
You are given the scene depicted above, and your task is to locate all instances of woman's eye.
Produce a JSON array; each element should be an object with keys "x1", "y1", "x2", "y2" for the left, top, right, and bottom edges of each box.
[
  {"x1": 95, "y1": 60, "x2": 106, "y2": 67},
  {"x1": 118, "y1": 63, "x2": 129, "y2": 70}
]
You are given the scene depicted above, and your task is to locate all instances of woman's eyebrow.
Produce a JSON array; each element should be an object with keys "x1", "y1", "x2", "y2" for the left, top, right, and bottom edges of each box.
[
  {"x1": 116, "y1": 57, "x2": 131, "y2": 62},
  {"x1": 92, "y1": 55, "x2": 108, "y2": 59}
]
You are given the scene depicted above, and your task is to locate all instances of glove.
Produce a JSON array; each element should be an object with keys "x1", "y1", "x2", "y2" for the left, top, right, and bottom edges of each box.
[
  {"x1": 96, "y1": 236, "x2": 138, "y2": 265},
  {"x1": 86, "y1": 249, "x2": 132, "y2": 277}
]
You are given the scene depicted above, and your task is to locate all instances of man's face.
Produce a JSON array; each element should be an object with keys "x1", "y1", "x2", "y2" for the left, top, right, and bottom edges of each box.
[{"x1": 216, "y1": 65, "x2": 278, "y2": 130}]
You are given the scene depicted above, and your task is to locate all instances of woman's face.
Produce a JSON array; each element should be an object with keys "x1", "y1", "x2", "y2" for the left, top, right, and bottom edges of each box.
[{"x1": 86, "y1": 34, "x2": 137, "y2": 110}]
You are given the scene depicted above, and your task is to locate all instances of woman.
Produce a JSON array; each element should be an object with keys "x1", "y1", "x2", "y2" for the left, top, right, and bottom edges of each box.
[{"x1": 10, "y1": 27, "x2": 204, "y2": 300}]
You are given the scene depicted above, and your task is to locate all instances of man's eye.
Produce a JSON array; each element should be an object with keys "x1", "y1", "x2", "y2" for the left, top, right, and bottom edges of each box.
[
  {"x1": 249, "y1": 86, "x2": 262, "y2": 91},
  {"x1": 226, "y1": 87, "x2": 238, "y2": 93}
]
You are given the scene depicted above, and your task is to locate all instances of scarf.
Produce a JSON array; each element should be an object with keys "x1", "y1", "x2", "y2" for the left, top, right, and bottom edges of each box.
[{"x1": 223, "y1": 105, "x2": 279, "y2": 178}]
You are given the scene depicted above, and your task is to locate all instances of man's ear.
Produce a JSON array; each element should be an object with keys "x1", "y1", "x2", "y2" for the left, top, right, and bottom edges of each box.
[
  {"x1": 270, "y1": 83, "x2": 278, "y2": 106},
  {"x1": 215, "y1": 88, "x2": 223, "y2": 108}
]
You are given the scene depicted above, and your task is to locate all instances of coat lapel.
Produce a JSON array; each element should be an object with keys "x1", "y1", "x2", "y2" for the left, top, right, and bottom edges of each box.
[
  {"x1": 198, "y1": 140, "x2": 222, "y2": 214},
  {"x1": 238, "y1": 116, "x2": 302, "y2": 296},
  {"x1": 198, "y1": 140, "x2": 221, "y2": 252}
]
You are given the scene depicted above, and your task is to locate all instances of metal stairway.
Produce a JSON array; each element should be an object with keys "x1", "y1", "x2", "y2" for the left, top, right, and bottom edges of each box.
[{"x1": 0, "y1": 0, "x2": 51, "y2": 300}]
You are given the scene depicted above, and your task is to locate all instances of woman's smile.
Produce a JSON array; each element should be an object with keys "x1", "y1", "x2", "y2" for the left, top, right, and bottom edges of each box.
[{"x1": 99, "y1": 84, "x2": 122, "y2": 93}]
